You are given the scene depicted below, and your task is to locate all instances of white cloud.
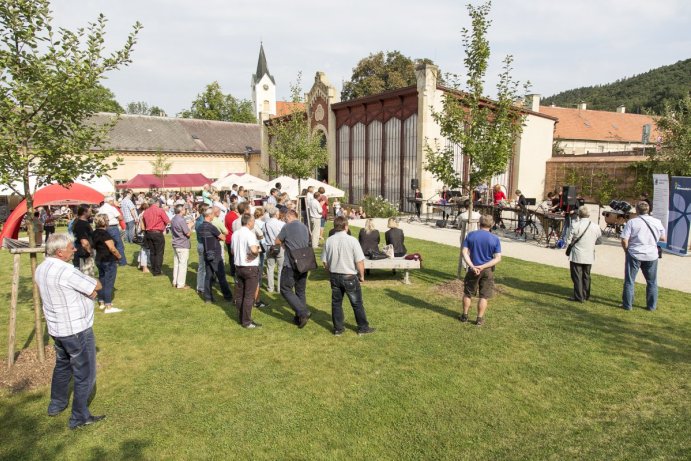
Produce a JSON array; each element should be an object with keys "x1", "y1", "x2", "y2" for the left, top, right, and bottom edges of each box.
[{"x1": 48, "y1": 0, "x2": 690, "y2": 113}]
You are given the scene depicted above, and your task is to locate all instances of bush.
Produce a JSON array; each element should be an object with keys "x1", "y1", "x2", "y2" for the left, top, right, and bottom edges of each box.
[{"x1": 361, "y1": 195, "x2": 399, "y2": 218}]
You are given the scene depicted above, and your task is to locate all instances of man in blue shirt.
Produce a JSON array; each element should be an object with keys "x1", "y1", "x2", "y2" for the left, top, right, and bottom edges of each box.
[{"x1": 461, "y1": 215, "x2": 502, "y2": 326}]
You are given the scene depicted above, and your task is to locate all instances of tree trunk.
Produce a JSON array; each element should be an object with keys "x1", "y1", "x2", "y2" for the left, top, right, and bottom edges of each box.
[
  {"x1": 24, "y1": 175, "x2": 45, "y2": 362},
  {"x1": 7, "y1": 253, "x2": 20, "y2": 369}
]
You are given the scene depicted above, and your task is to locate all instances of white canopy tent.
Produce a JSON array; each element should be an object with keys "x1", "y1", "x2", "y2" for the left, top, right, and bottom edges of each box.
[
  {"x1": 268, "y1": 176, "x2": 345, "y2": 198},
  {"x1": 212, "y1": 173, "x2": 269, "y2": 192},
  {"x1": 0, "y1": 175, "x2": 115, "y2": 196}
]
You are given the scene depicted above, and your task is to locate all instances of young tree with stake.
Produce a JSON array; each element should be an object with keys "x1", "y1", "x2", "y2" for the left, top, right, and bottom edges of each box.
[{"x1": 0, "y1": 0, "x2": 141, "y2": 360}]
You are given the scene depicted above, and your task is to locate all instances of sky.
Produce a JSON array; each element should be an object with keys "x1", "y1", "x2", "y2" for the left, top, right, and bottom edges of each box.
[{"x1": 49, "y1": 0, "x2": 691, "y2": 116}]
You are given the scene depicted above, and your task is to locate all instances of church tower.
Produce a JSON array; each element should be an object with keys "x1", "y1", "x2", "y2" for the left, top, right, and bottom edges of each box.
[{"x1": 251, "y1": 43, "x2": 276, "y2": 120}]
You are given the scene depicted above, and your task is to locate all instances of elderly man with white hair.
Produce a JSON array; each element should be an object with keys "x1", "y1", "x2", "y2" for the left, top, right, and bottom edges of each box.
[
  {"x1": 566, "y1": 206, "x2": 603, "y2": 303},
  {"x1": 98, "y1": 195, "x2": 127, "y2": 266},
  {"x1": 35, "y1": 233, "x2": 106, "y2": 430}
]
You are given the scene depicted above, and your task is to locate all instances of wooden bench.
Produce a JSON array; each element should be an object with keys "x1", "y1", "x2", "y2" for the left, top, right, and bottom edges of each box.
[{"x1": 363, "y1": 257, "x2": 421, "y2": 284}]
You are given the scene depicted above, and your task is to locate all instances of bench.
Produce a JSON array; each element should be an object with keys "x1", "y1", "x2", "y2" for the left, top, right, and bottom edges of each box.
[{"x1": 363, "y1": 257, "x2": 421, "y2": 284}]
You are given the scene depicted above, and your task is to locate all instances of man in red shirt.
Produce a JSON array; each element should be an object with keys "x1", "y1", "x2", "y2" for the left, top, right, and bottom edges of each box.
[
  {"x1": 224, "y1": 202, "x2": 240, "y2": 277},
  {"x1": 141, "y1": 199, "x2": 170, "y2": 276}
]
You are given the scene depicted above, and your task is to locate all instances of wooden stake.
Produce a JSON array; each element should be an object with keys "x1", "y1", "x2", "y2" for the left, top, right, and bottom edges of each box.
[{"x1": 7, "y1": 254, "x2": 20, "y2": 369}]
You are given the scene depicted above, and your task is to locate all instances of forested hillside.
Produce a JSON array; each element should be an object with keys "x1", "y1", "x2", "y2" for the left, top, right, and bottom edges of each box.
[{"x1": 542, "y1": 59, "x2": 690, "y2": 114}]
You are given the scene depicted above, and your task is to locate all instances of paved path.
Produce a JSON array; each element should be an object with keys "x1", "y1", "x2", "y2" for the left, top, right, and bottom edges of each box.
[{"x1": 350, "y1": 218, "x2": 691, "y2": 293}]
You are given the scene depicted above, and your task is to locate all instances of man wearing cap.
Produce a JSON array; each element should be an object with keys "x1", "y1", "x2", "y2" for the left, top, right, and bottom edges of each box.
[
  {"x1": 98, "y1": 196, "x2": 127, "y2": 266},
  {"x1": 141, "y1": 199, "x2": 170, "y2": 276}
]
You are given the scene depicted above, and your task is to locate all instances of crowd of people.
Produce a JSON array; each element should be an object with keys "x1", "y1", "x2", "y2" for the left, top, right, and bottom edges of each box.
[{"x1": 33, "y1": 180, "x2": 665, "y2": 429}]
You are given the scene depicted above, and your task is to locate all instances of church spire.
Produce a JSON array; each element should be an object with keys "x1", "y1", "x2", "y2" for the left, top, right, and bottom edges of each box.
[{"x1": 254, "y1": 42, "x2": 275, "y2": 84}]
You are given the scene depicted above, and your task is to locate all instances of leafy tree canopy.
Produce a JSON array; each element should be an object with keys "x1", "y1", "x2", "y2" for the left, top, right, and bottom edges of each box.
[
  {"x1": 126, "y1": 100, "x2": 166, "y2": 116},
  {"x1": 89, "y1": 84, "x2": 124, "y2": 113},
  {"x1": 179, "y1": 81, "x2": 255, "y2": 123},
  {"x1": 341, "y1": 50, "x2": 439, "y2": 101},
  {"x1": 266, "y1": 73, "x2": 328, "y2": 182},
  {"x1": 542, "y1": 58, "x2": 691, "y2": 115}
]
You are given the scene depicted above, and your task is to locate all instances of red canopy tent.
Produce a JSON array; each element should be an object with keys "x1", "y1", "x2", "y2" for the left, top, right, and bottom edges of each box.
[
  {"x1": 116, "y1": 174, "x2": 210, "y2": 190},
  {"x1": 0, "y1": 183, "x2": 104, "y2": 242}
]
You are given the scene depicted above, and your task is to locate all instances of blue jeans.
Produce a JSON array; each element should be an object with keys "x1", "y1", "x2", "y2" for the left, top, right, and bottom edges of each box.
[
  {"x1": 280, "y1": 265, "x2": 309, "y2": 318},
  {"x1": 125, "y1": 220, "x2": 136, "y2": 243},
  {"x1": 196, "y1": 242, "x2": 206, "y2": 292},
  {"x1": 622, "y1": 252, "x2": 658, "y2": 310},
  {"x1": 107, "y1": 225, "x2": 127, "y2": 266},
  {"x1": 330, "y1": 274, "x2": 369, "y2": 332},
  {"x1": 96, "y1": 260, "x2": 118, "y2": 304},
  {"x1": 49, "y1": 327, "x2": 97, "y2": 428}
]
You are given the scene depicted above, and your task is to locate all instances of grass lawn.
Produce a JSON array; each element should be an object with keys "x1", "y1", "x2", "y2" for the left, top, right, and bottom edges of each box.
[{"x1": 1, "y1": 227, "x2": 690, "y2": 460}]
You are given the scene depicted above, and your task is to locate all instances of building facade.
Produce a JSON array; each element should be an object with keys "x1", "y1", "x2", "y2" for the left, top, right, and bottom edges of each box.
[
  {"x1": 262, "y1": 65, "x2": 557, "y2": 208},
  {"x1": 94, "y1": 114, "x2": 262, "y2": 186}
]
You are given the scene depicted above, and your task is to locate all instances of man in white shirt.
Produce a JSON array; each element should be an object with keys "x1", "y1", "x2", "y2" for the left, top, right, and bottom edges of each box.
[
  {"x1": 98, "y1": 196, "x2": 127, "y2": 266},
  {"x1": 322, "y1": 216, "x2": 375, "y2": 336},
  {"x1": 620, "y1": 201, "x2": 666, "y2": 311},
  {"x1": 231, "y1": 214, "x2": 261, "y2": 328},
  {"x1": 267, "y1": 188, "x2": 278, "y2": 206},
  {"x1": 263, "y1": 205, "x2": 285, "y2": 293},
  {"x1": 119, "y1": 190, "x2": 138, "y2": 243},
  {"x1": 308, "y1": 191, "x2": 323, "y2": 248},
  {"x1": 35, "y1": 234, "x2": 105, "y2": 430}
]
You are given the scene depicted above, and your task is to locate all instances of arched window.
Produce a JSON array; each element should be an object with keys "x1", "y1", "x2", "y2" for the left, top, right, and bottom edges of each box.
[{"x1": 263, "y1": 100, "x2": 270, "y2": 113}]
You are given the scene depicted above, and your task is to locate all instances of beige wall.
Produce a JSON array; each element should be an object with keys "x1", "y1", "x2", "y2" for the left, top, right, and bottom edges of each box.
[
  {"x1": 558, "y1": 139, "x2": 646, "y2": 155},
  {"x1": 513, "y1": 114, "x2": 556, "y2": 201},
  {"x1": 416, "y1": 65, "x2": 446, "y2": 202},
  {"x1": 106, "y1": 152, "x2": 262, "y2": 184}
]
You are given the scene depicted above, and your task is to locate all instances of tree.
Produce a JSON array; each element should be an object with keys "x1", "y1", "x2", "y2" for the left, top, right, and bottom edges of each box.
[
  {"x1": 341, "y1": 51, "x2": 439, "y2": 101},
  {"x1": 649, "y1": 95, "x2": 691, "y2": 177},
  {"x1": 150, "y1": 150, "x2": 172, "y2": 189},
  {"x1": 265, "y1": 73, "x2": 328, "y2": 194},
  {"x1": 89, "y1": 84, "x2": 124, "y2": 113},
  {"x1": 423, "y1": 1, "x2": 528, "y2": 278},
  {"x1": 179, "y1": 81, "x2": 255, "y2": 123},
  {"x1": 126, "y1": 101, "x2": 166, "y2": 116},
  {"x1": 0, "y1": 0, "x2": 141, "y2": 361}
]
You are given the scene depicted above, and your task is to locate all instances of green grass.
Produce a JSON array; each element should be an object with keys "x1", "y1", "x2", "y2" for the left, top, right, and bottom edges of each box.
[{"x1": 1, "y1": 228, "x2": 690, "y2": 460}]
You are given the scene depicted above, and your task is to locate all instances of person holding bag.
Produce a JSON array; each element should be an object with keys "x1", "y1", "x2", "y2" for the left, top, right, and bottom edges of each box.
[
  {"x1": 566, "y1": 206, "x2": 602, "y2": 303},
  {"x1": 275, "y1": 209, "x2": 313, "y2": 328},
  {"x1": 620, "y1": 201, "x2": 666, "y2": 311}
]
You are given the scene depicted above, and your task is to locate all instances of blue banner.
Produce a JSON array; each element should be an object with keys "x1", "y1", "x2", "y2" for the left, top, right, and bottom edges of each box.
[{"x1": 666, "y1": 176, "x2": 691, "y2": 256}]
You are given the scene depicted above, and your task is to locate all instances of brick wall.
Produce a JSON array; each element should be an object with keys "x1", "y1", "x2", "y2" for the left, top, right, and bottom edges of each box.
[{"x1": 545, "y1": 153, "x2": 647, "y2": 204}]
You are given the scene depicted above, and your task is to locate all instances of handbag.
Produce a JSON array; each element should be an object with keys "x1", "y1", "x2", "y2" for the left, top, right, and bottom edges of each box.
[
  {"x1": 267, "y1": 244, "x2": 281, "y2": 258},
  {"x1": 288, "y1": 246, "x2": 317, "y2": 273},
  {"x1": 640, "y1": 217, "x2": 662, "y2": 259},
  {"x1": 366, "y1": 249, "x2": 388, "y2": 260},
  {"x1": 382, "y1": 244, "x2": 394, "y2": 259},
  {"x1": 565, "y1": 222, "x2": 591, "y2": 257}
]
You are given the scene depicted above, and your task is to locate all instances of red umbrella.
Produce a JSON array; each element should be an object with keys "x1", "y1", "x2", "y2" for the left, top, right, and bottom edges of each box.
[{"x1": 0, "y1": 183, "x2": 104, "y2": 242}]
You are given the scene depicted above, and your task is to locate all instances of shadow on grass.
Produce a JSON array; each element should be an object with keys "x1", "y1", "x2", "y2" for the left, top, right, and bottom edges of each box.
[
  {"x1": 384, "y1": 289, "x2": 458, "y2": 320},
  {"x1": 500, "y1": 276, "x2": 621, "y2": 308},
  {"x1": 0, "y1": 392, "x2": 152, "y2": 460}
]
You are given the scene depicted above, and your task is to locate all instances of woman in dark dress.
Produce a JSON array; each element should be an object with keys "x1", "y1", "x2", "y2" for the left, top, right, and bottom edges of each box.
[
  {"x1": 93, "y1": 213, "x2": 122, "y2": 314},
  {"x1": 358, "y1": 219, "x2": 380, "y2": 255},
  {"x1": 385, "y1": 218, "x2": 407, "y2": 257}
]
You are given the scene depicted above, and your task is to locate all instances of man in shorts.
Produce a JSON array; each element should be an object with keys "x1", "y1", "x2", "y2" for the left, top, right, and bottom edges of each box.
[{"x1": 461, "y1": 215, "x2": 502, "y2": 326}]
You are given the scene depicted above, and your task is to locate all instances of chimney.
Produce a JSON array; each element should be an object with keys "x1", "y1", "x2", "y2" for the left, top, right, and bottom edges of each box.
[
  {"x1": 616, "y1": 105, "x2": 626, "y2": 113},
  {"x1": 527, "y1": 94, "x2": 540, "y2": 112},
  {"x1": 577, "y1": 102, "x2": 587, "y2": 110}
]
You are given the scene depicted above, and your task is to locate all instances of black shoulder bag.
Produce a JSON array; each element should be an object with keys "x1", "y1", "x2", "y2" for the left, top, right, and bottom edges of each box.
[
  {"x1": 287, "y1": 246, "x2": 317, "y2": 273},
  {"x1": 640, "y1": 217, "x2": 663, "y2": 259},
  {"x1": 565, "y1": 221, "x2": 591, "y2": 257}
]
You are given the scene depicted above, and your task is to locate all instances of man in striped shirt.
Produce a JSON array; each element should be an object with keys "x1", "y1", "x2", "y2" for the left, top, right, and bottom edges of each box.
[{"x1": 36, "y1": 233, "x2": 105, "y2": 430}]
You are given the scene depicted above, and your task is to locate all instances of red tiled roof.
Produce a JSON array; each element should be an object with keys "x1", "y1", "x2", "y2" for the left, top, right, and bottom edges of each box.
[
  {"x1": 274, "y1": 101, "x2": 305, "y2": 117},
  {"x1": 539, "y1": 106, "x2": 658, "y2": 143}
]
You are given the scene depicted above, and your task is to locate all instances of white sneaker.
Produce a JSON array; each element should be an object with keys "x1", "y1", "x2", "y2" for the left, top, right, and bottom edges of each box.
[{"x1": 103, "y1": 307, "x2": 123, "y2": 314}]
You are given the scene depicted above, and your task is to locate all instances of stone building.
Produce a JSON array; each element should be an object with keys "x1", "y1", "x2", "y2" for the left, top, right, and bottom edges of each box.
[
  {"x1": 94, "y1": 113, "x2": 262, "y2": 186},
  {"x1": 263, "y1": 65, "x2": 557, "y2": 209},
  {"x1": 537, "y1": 101, "x2": 658, "y2": 155}
]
